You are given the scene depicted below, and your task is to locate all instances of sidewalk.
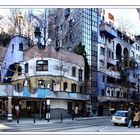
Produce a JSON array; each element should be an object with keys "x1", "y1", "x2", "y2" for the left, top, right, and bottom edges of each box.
[{"x1": 1, "y1": 116, "x2": 110, "y2": 125}]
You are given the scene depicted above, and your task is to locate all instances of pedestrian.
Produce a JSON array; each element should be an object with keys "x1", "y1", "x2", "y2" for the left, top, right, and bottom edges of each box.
[
  {"x1": 133, "y1": 109, "x2": 140, "y2": 128},
  {"x1": 74, "y1": 106, "x2": 79, "y2": 117},
  {"x1": 138, "y1": 109, "x2": 140, "y2": 127},
  {"x1": 128, "y1": 107, "x2": 135, "y2": 128}
]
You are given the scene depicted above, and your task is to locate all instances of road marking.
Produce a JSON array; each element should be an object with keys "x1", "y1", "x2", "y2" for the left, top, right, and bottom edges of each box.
[{"x1": 97, "y1": 126, "x2": 108, "y2": 132}]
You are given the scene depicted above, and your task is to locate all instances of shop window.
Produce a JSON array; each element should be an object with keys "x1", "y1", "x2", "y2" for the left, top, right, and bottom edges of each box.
[{"x1": 36, "y1": 60, "x2": 48, "y2": 71}]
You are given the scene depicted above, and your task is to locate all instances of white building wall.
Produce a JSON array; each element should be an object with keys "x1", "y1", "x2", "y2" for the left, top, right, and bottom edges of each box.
[{"x1": 23, "y1": 57, "x2": 84, "y2": 82}]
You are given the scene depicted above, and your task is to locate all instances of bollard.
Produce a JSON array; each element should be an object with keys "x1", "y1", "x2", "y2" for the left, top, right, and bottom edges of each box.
[
  {"x1": 34, "y1": 115, "x2": 36, "y2": 123},
  {"x1": 72, "y1": 113, "x2": 74, "y2": 120},
  {"x1": 47, "y1": 117, "x2": 49, "y2": 122},
  {"x1": 17, "y1": 113, "x2": 19, "y2": 124},
  {"x1": 61, "y1": 113, "x2": 63, "y2": 122},
  {"x1": 17, "y1": 118, "x2": 19, "y2": 124}
]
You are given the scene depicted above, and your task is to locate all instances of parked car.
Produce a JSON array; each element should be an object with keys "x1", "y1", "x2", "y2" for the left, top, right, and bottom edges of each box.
[{"x1": 111, "y1": 110, "x2": 128, "y2": 126}]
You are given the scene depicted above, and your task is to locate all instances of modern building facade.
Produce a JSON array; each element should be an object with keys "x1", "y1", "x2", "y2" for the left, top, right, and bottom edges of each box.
[{"x1": 48, "y1": 8, "x2": 99, "y2": 114}]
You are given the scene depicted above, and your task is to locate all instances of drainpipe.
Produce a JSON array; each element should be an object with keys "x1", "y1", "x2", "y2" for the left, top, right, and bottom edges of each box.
[{"x1": 39, "y1": 99, "x2": 42, "y2": 120}]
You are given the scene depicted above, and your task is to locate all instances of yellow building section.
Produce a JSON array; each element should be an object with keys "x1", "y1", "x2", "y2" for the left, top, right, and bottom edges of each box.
[{"x1": 12, "y1": 75, "x2": 84, "y2": 93}]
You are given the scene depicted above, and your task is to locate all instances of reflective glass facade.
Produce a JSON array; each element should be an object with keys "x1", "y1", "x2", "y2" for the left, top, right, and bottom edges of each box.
[{"x1": 82, "y1": 8, "x2": 98, "y2": 65}]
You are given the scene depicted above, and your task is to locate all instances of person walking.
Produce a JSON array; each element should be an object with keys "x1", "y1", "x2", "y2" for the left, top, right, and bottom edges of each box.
[
  {"x1": 133, "y1": 109, "x2": 140, "y2": 128},
  {"x1": 128, "y1": 107, "x2": 135, "y2": 128}
]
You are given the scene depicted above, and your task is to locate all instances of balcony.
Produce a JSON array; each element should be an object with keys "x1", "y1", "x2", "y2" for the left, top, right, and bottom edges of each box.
[
  {"x1": 100, "y1": 23, "x2": 117, "y2": 39},
  {"x1": 99, "y1": 67, "x2": 120, "y2": 79},
  {"x1": 98, "y1": 96, "x2": 128, "y2": 102}
]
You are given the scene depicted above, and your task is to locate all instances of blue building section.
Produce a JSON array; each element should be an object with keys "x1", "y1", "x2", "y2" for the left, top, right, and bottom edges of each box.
[
  {"x1": 23, "y1": 87, "x2": 31, "y2": 97},
  {"x1": 23, "y1": 87, "x2": 52, "y2": 98},
  {"x1": 97, "y1": 72, "x2": 106, "y2": 96}
]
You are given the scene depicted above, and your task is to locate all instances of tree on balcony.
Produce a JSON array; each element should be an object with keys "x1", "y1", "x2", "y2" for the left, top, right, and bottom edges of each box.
[
  {"x1": 74, "y1": 42, "x2": 90, "y2": 94},
  {"x1": 120, "y1": 70, "x2": 128, "y2": 85},
  {"x1": 129, "y1": 57, "x2": 137, "y2": 70},
  {"x1": 74, "y1": 42, "x2": 90, "y2": 80}
]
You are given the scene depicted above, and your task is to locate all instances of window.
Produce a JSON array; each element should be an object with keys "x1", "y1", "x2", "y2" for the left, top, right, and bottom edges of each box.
[
  {"x1": 131, "y1": 51, "x2": 135, "y2": 58},
  {"x1": 100, "y1": 60, "x2": 104, "y2": 68},
  {"x1": 100, "y1": 47, "x2": 105, "y2": 55},
  {"x1": 100, "y1": 34, "x2": 104, "y2": 42},
  {"x1": 80, "y1": 85, "x2": 83, "y2": 93},
  {"x1": 101, "y1": 89, "x2": 105, "y2": 96},
  {"x1": 112, "y1": 52, "x2": 114, "y2": 59},
  {"x1": 66, "y1": 36, "x2": 68, "y2": 42},
  {"x1": 63, "y1": 82, "x2": 68, "y2": 91},
  {"x1": 78, "y1": 69, "x2": 83, "y2": 82},
  {"x1": 56, "y1": 40, "x2": 60, "y2": 51},
  {"x1": 108, "y1": 51, "x2": 111, "y2": 58},
  {"x1": 12, "y1": 44, "x2": 14, "y2": 53},
  {"x1": 71, "y1": 84, "x2": 76, "y2": 92},
  {"x1": 17, "y1": 66, "x2": 22, "y2": 76},
  {"x1": 72, "y1": 67, "x2": 76, "y2": 77},
  {"x1": 60, "y1": 24, "x2": 63, "y2": 30},
  {"x1": 92, "y1": 81, "x2": 97, "y2": 87},
  {"x1": 36, "y1": 60, "x2": 48, "y2": 71},
  {"x1": 103, "y1": 75, "x2": 105, "y2": 82},
  {"x1": 133, "y1": 73, "x2": 136, "y2": 79},
  {"x1": 93, "y1": 51, "x2": 97, "y2": 56},
  {"x1": 69, "y1": 19, "x2": 73, "y2": 27},
  {"x1": 38, "y1": 80, "x2": 45, "y2": 88},
  {"x1": 92, "y1": 66, "x2": 97, "y2": 71},
  {"x1": 64, "y1": 8, "x2": 70, "y2": 18},
  {"x1": 19, "y1": 42, "x2": 23, "y2": 51},
  {"x1": 69, "y1": 34, "x2": 72, "y2": 41},
  {"x1": 25, "y1": 63, "x2": 28, "y2": 73}
]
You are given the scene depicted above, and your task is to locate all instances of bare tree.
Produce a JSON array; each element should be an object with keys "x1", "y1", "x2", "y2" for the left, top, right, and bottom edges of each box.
[
  {"x1": 27, "y1": 9, "x2": 48, "y2": 47},
  {"x1": 8, "y1": 9, "x2": 24, "y2": 35}
]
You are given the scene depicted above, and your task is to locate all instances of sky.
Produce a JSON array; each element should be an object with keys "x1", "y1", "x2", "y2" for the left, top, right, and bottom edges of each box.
[
  {"x1": 105, "y1": 8, "x2": 140, "y2": 35},
  {"x1": 0, "y1": 8, "x2": 140, "y2": 35}
]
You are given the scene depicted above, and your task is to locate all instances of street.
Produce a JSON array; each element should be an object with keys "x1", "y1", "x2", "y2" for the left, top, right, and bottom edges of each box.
[{"x1": 1, "y1": 116, "x2": 140, "y2": 133}]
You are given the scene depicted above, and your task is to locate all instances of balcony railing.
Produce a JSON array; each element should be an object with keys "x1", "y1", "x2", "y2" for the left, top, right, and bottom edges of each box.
[
  {"x1": 98, "y1": 96, "x2": 128, "y2": 102},
  {"x1": 99, "y1": 67, "x2": 120, "y2": 79},
  {"x1": 100, "y1": 23, "x2": 117, "y2": 39}
]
